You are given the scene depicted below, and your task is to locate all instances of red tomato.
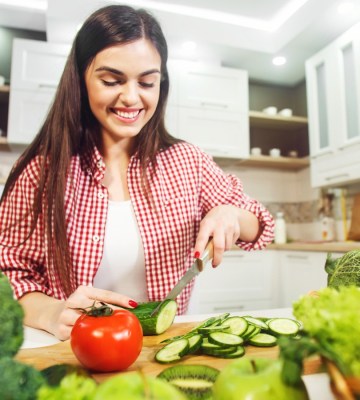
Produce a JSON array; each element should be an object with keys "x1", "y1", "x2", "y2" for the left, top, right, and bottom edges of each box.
[{"x1": 70, "y1": 309, "x2": 143, "y2": 372}]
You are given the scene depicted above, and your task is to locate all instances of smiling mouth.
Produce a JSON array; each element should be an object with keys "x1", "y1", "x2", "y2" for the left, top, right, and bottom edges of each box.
[{"x1": 111, "y1": 109, "x2": 142, "y2": 119}]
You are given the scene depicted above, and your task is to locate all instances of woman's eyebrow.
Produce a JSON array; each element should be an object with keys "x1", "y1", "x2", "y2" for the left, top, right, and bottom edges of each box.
[{"x1": 95, "y1": 66, "x2": 161, "y2": 77}]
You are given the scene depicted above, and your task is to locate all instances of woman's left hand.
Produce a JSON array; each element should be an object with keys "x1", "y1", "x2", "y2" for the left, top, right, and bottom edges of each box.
[{"x1": 194, "y1": 205, "x2": 260, "y2": 267}]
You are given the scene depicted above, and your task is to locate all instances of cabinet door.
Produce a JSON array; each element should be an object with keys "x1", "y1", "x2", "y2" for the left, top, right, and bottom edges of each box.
[
  {"x1": 334, "y1": 23, "x2": 360, "y2": 148},
  {"x1": 7, "y1": 90, "x2": 55, "y2": 143},
  {"x1": 177, "y1": 108, "x2": 249, "y2": 159},
  {"x1": 278, "y1": 251, "x2": 338, "y2": 307},
  {"x1": 188, "y1": 250, "x2": 279, "y2": 314},
  {"x1": 177, "y1": 62, "x2": 248, "y2": 112},
  {"x1": 10, "y1": 39, "x2": 70, "y2": 92},
  {"x1": 306, "y1": 47, "x2": 339, "y2": 157}
]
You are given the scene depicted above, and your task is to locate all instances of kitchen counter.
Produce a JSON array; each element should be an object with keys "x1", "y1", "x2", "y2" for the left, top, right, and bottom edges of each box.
[
  {"x1": 21, "y1": 308, "x2": 335, "y2": 400},
  {"x1": 268, "y1": 241, "x2": 360, "y2": 253}
]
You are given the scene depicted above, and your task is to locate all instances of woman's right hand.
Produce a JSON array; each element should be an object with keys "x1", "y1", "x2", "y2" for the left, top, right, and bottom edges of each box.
[{"x1": 20, "y1": 286, "x2": 138, "y2": 341}]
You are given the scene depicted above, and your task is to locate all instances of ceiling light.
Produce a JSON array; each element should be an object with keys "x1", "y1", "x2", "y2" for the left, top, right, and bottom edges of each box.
[
  {"x1": 272, "y1": 56, "x2": 287, "y2": 66},
  {"x1": 337, "y1": 1, "x2": 355, "y2": 14}
]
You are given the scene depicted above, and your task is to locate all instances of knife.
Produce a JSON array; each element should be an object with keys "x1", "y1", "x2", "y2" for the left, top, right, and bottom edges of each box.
[{"x1": 151, "y1": 239, "x2": 214, "y2": 316}]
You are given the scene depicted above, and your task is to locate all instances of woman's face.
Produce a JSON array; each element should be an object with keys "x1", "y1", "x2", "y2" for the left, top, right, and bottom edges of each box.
[{"x1": 85, "y1": 38, "x2": 162, "y2": 145}]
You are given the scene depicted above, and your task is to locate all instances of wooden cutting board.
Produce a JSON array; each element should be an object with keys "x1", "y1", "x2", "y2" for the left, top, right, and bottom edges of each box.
[{"x1": 15, "y1": 321, "x2": 323, "y2": 383}]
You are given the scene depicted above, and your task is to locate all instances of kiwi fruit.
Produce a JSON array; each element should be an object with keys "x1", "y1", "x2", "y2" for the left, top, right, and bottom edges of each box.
[{"x1": 157, "y1": 364, "x2": 219, "y2": 399}]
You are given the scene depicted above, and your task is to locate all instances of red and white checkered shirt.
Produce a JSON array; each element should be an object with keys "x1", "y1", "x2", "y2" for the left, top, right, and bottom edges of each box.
[{"x1": 0, "y1": 142, "x2": 274, "y2": 314}]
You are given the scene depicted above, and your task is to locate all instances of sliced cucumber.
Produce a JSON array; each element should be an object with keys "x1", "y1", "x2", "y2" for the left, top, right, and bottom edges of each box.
[
  {"x1": 187, "y1": 334, "x2": 203, "y2": 354},
  {"x1": 127, "y1": 300, "x2": 177, "y2": 335},
  {"x1": 244, "y1": 316, "x2": 269, "y2": 330},
  {"x1": 249, "y1": 333, "x2": 277, "y2": 347},
  {"x1": 223, "y1": 316, "x2": 248, "y2": 336},
  {"x1": 198, "y1": 324, "x2": 230, "y2": 334},
  {"x1": 219, "y1": 345, "x2": 245, "y2": 359},
  {"x1": 267, "y1": 318, "x2": 300, "y2": 336},
  {"x1": 245, "y1": 326, "x2": 261, "y2": 341},
  {"x1": 202, "y1": 345, "x2": 239, "y2": 357},
  {"x1": 155, "y1": 338, "x2": 190, "y2": 364},
  {"x1": 208, "y1": 332, "x2": 243, "y2": 347},
  {"x1": 241, "y1": 324, "x2": 256, "y2": 340}
]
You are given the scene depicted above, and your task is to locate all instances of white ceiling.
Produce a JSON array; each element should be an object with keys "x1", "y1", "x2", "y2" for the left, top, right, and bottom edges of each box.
[{"x1": 1, "y1": 0, "x2": 360, "y2": 86}]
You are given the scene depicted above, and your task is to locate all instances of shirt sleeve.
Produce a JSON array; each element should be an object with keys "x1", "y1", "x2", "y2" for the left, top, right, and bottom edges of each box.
[
  {"x1": 198, "y1": 149, "x2": 275, "y2": 250},
  {"x1": 0, "y1": 159, "x2": 51, "y2": 299}
]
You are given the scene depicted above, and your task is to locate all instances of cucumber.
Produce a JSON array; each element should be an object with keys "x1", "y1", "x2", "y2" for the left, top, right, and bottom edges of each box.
[
  {"x1": 223, "y1": 316, "x2": 248, "y2": 336},
  {"x1": 267, "y1": 318, "x2": 300, "y2": 336},
  {"x1": 188, "y1": 334, "x2": 203, "y2": 354},
  {"x1": 127, "y1": 300, "x2": 177, "y2": 335},
  {"x1": 219, "y1": 346, "x2": 245, "y2": 359},
  {"x1": 244, "y1": 316, "x2": 269, "y2": 330},
  {"x1": 155, "y1": 338, "x2": 190, "y2": 363},
  {"x1": 208, "y1": 332, "x2": 243, "y2": 347},
  {"x1": 248, "y1": 333, "x2": 277, "y2": 347}
]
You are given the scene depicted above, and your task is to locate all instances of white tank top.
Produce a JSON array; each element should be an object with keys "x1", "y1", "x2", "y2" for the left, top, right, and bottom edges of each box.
[{"x1": 93, "y1": 200, "x2": 148, "y2": 302}]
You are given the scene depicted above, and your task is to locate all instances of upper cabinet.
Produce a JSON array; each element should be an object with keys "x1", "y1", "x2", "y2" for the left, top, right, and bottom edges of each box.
[
  {"x1": 7, "y1": 39, "x2": 70, "y2": 144},
  {"x1": 306, "y1": 22, "x2": 360, "y2": 187},
  {"x1": 166, "y1": 60, "x2": 249, "y2": 159}
]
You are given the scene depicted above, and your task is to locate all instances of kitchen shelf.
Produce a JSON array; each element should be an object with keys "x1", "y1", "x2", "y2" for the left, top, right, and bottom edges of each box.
[
  {"x1": 240, "y1": 155, "x2": 310, "y2": 170},
  {"x1": 249, "y1": 110, "x2": 308, "y2": 130}
]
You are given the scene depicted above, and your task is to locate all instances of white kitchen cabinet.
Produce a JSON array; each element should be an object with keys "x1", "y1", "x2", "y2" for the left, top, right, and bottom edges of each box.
[
  {"x1": 166, "y1": 60, "x2": 249, "y2": 159},
  {"x1": 278, "y1": 251, "x2": 344, "y2": 307},
  {"x1": 189, "y1": 250, "x2": 279, "y2": 314},
  {"x1": 306, "y1": 21, "x2": 360, "y2": 187},
  {"x1": 7, "y1": 39, "x2": 70, "y2": 144}
]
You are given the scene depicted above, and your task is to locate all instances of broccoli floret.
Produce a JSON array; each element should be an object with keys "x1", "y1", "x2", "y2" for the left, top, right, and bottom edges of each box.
[
  {"x1": 0, "y1": 357, "x2": 45, "y2": 400},
  {"x1": 0, "y1": 272, "x2": 24, "y2": 357}
]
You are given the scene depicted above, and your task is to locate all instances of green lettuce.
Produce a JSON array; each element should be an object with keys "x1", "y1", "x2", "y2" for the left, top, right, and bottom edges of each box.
[
  {"x1": 325, "y1": 250, "x2": 360, "y2": 288},
  {"x1": 293, "y1": 286, "x2": 360, "y2": 377}
]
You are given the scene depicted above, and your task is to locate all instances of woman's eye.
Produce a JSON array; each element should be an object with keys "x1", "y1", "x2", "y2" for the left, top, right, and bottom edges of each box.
[
  {"x1": 139, "y1": 82, "x2": 155, "y2": 88},
  {"x1": 101, "y1": 79, "x2": 121, "y2": 87}
]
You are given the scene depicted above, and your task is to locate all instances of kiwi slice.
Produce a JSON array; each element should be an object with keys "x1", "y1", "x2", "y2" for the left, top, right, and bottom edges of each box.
[{"x1": 157, "y1": 364, "x2": 219, "y2": 399}]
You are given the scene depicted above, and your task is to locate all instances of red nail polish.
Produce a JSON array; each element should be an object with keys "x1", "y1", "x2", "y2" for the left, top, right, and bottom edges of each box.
[
  {"x1": 194, "y1": 251, "x2": 200, "y2": 258},
  {"x1": 128, "y1": 300, "x2": 138, "y2": 308}
]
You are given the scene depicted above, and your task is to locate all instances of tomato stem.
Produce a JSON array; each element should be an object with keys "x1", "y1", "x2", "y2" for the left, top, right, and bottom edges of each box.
[{"x1": 72, "y1": 301, "x2": 114, "y2": 317}]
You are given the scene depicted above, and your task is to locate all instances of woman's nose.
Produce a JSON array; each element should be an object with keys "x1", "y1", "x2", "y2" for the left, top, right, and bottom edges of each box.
[{"x1": 118, "y1": 82, "x2": 139, "y2": 106}]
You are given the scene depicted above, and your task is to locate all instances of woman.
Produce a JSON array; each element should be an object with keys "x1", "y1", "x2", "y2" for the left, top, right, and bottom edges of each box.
[{"x1": 0, "y1": 5, "x2": 274, "y2": 340}]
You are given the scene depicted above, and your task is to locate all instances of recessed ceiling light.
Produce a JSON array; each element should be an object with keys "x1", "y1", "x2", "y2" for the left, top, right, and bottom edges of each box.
[
  {"x1": 337, "y1": 1, "x2": 355, "y2": 14},
  {"x1": 272, "y1": 56, "x2": 287, "y2": 66}
]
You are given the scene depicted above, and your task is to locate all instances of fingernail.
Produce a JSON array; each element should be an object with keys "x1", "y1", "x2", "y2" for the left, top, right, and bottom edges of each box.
[
  {"x1": 128, "y1": 300, "x2": 138, "y2": 308},
  {"x1": 212, "y1": 263, "x2": 216, "y2": 268},
  {"x1": 194, "y1": 251, "x2": 200, "y2": 258}
]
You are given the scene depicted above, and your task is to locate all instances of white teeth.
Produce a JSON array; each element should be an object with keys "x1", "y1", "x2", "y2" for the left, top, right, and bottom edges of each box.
[{"x1": 114, "y1": 110, "x2": 140, "y2": 119}]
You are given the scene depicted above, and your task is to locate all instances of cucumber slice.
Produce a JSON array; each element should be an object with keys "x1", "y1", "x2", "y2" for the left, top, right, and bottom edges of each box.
[
  {"x1": 267, "y1": 318, "x2": 300, "y2": 336},
  {"x1": 202, "y1": 344, "x2": 238, "y2": 357},
  {"x1": 223, "y1": 316, "x2": 248, "y2": 336},
  {"x1": 249, "y1": 333, "x2": 277, "y2": 347},
  {"x1": 128, "y1": 300, "x2": 177, "y2": 335},
  {"x1": 198, "y1": 324, "x2": 230, "y2": 334},
  {"x1": 245, "y1": 326, "x2": 261, "y2": 340},
  {"x1": 208, "y1": 332, "x2": 243, "y2": 347},
  {"x1": 241, "y1": 324, "x2": 256, "y2": 340},
  {"x1": 155, "y1": 338, "x2": 190, "y2": 364},
  {"x1": 187, "y1": 334, "x2": 203, "y2": 354},
  {"x1": 244, "y1": 316, "x2": 269, "y2": 330},
  {"x1": 219, "y1": 345, "x2": 245, "y2": 359}
]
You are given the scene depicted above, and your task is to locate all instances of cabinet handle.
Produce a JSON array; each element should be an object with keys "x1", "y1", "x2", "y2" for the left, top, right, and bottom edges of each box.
[
  {"x1": 285, "y1": 254, "x2": 309, "y2": 260},
  {"x1": 200, "y1": 102, "x2": 228, "y2": 109},
  {"x1": 212, "y1": 305, "x2": 245, "y2": 312},
  {"x1": 325, "y1": 173, "x2": 349, "y2": 181}
]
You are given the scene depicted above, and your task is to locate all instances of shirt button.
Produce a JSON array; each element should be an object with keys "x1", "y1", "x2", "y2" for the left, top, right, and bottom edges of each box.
[
  {"x1": 96, "y1": 161, "x2": 103, "y2": 169},
  {"x1": 92, "y1": 235, "x2": 100, "y2": 243},
  {"x1": 86, "y1": 168, "x2": 92, "y2": 175},
  {"x1": 97, "y1": 192, "x2": 105, "y2": 199}
]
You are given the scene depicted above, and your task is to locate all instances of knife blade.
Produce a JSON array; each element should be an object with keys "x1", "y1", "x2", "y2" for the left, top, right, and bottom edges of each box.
[{"x1": 150, "y1": 239, "x2": 214, "y2": 316}]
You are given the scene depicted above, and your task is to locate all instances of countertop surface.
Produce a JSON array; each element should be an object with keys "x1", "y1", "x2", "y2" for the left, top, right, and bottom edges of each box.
[
  {"x1": 268, "y1": 241, "x2": 360, "y2": 253},
  {"x1": 22, "y1": 308, "x2": 335, "y2": 400}
]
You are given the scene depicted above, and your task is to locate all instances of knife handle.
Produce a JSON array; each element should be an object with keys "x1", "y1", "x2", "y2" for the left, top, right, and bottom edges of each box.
[{"x1": 197, "y1": 239, "x2": 214, "y2": 271}]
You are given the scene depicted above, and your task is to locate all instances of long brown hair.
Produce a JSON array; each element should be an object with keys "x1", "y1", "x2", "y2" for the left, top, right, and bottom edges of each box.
[{"x1": 0, "y1": 5, "x2": 180, "y2": 296}]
